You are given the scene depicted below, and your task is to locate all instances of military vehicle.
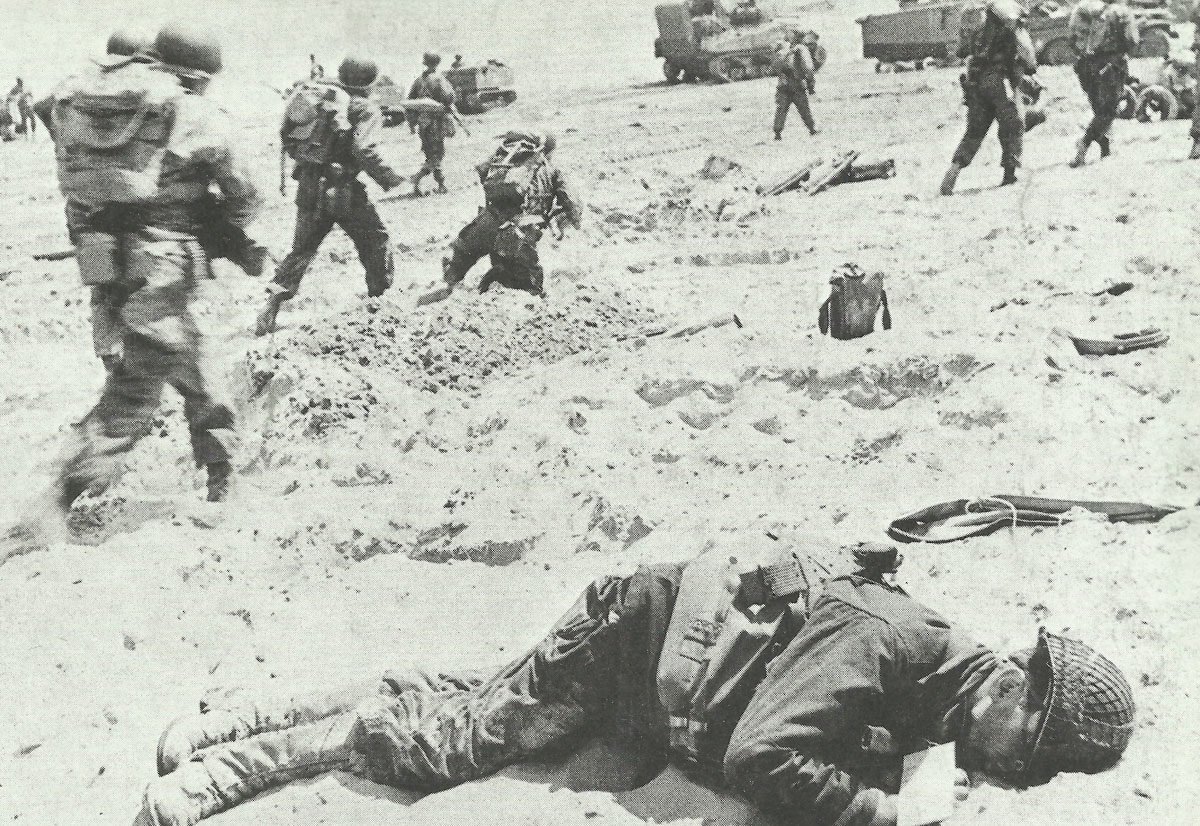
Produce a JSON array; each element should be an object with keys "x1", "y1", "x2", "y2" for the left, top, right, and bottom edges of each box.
[
  {"x1": 654, "y1": 1, "x2": 814, "y2": 83},
  {"x1": 1121, "y1": 49, "x2": 1197, "y2": 121},
  {"x1": 445, "y1": 60, "x2": 517, "y2": 114},
  {"x1": 373, "y1": 61, "x2": 517, "y2": 125},
  {"x1": 857, "y1": 0, "x2": 1175, "y2": 71}
]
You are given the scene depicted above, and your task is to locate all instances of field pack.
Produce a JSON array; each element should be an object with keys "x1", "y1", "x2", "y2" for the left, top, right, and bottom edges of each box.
[
  {"x1": 656, "y1": 536, "x2": 829, "y2": 765},
  {"x1": 482, "y1": 132, "x2": 548, "y2": 214},
  {"x1": 281, "y1": 81, "x2": 351, "y2": 165},
  {"x1": 818, "y1": 263, "x2": 892, "y2": 340},
  {"x1": 52, "y1": 63, "x2": 181, "y2": 207}
]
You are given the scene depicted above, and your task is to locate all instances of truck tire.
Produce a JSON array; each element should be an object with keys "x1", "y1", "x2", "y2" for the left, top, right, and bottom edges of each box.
[
  {"x1": 664, "y1": 60, "x2": 682, "y2": 84},
  {"x1": 1040, "y1": 38, "x2": 1076, "y2": 66},
  {"x1": 1135, "y1": 85, "x2": 1179, "y2": 122},
  {"x1": 1135, "y1": 28, "x2": 1170, "y2": 59}
]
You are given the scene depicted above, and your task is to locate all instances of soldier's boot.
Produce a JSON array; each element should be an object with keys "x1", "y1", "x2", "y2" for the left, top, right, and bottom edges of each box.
[
  {"x1": 1189, "y1": 139, "x2": 1200, "y2": 160},
  {"x1": 1097, "y1": 136, "x2": 1111, "y2": 158},
  {"x1": 205, "y1": 462, "x2": 232, "y2": 503},
  {"x1": 254, "y1": 293, "x2": 285, "y2": 337},
  {"x1": 773, "y1": 130, "x2": 782, "y2": 141},
  {"x1": 1000, "y1": 164, "x2": 1018, "y2": 187},
  {"x1": 939, "y1": 162, "x2": 963, "y2": 196},
  {"x1": 143, "y1": 714, "x2": 360, "y2": 825},
  {"x1": 1068, "y1": 138, "x2": 1089, "y2": 168},
  {"x1": 432, "y1": 170, "x2": 448, "y2": 194}
]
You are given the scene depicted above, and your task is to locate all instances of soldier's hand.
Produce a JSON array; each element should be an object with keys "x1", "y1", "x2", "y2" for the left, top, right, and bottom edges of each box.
[{"x1": 953, "y1": 769, "x2": 970, "y2": 804}]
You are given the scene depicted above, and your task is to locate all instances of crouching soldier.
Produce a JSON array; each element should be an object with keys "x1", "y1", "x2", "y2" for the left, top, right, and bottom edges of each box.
[
  {"x1": 439, "y1": 131, "x2": 581, "y2": 298},
  {"x1": 47, "y1": 22, "x2": 262, "y2": 511},
  {"x1": 1068, "y1": 0, "x2": 1138, "y2": 167},
  {"x1": 941, "y1": 0, "x2": 1038, "y2": 195},
  {"x1": 256, "y1": 56, "x2": 404, "y2": 336},
  {"x1": 141, "y1": 536, "x2": 1135, "y2": 825}
]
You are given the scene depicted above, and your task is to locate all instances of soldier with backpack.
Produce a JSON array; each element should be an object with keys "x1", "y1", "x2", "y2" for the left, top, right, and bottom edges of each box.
[
  {"x1": 773, "y1": 29, "x2": 819, "y2": 140},
  {"x1": 141, "y1": 534, "x2": 1136, "y2": 826},
  {"x1": 407, "y1": 52, "x2": 456, "y2": 197},
  {"x1": 1067, "y1": 0, "x2": 1138, "y2": 167},
  {"x1": 438, "y1": 130, "x2": 581, "y2": 297},
  {"x1": 41, "y1": 22, "x2": 262, "y2": 513},
  {"x1": 255, "y1": 56, "x2": 405, "y2": 337},
  {"x1": 940, "y1": 0, "x2": 1038, "y2": 195}
]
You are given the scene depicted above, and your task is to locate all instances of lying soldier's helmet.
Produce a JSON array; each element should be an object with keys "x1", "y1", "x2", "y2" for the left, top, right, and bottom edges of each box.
[{"x1": 339, "y1": 56, "x2": 379, "y2": 90}]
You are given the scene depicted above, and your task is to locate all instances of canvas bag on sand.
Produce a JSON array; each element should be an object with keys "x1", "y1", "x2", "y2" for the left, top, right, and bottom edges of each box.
[{"x1": 819, "y1": 263, "x2": 892, "y2": 340}]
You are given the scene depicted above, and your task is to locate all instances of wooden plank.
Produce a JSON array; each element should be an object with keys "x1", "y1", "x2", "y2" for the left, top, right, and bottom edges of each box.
[
  {"x1": 760, "y1": 158, "x2": 822, "y2": 196},
  {"x1": 803, "y1": 150, "x2": 859, "y2": 196}
]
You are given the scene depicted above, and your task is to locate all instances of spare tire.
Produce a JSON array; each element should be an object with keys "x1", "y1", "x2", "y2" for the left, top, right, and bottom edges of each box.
[{"x1": 1135, "y1": 85, "x2": 1179, "y2": 122}]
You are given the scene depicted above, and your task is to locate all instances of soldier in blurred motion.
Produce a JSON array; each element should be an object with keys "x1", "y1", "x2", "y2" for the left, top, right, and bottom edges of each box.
[
  {"x1": 255, "y1": 56, "x2": 405, "y2": 336},
  {"x1": 44, "y1": 23, "x2": 262, "y2": 512},
  {"x1": 1068, "y1": 0, "x2": 1138, "y2": 167},
  {"x1": 773, "y1": 29, "x2": 818, "y2": 140},
  {"x1": 435, "y1": 130, "x2": 581, "y2": 298},
  {"x1": 407, "y1": 52, "x2": 456, "y2": 196},
  {"x1": 940, "y1": 0, "x2": 1038, "y2": 194}
]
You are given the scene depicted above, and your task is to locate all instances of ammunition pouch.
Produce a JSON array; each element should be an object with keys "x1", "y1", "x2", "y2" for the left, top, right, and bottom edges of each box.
[{"x1": 76, "y1": 232, "x2": 121, "y2": 286}]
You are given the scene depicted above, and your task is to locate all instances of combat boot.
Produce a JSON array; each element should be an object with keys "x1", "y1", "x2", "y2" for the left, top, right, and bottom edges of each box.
[
  {"x1": 143, "y1": 715, "x2": 360, "y2": 825},
  {"x1": 774, "y1": 131, "x2": 782, "y2": 141},
  {"x1": 1068, "y1": 138, "x2": 1089, "y2": 168},
  {"x1": 205, "y1": 462, "x2": 232, "y2": 503},
  {"x1": 1000, "y1": 165, "x2": 1017, "y2": 187},
  {"x1": 1097, "y1": 136, "x2": 1111, "y2": 158},
  {"x1": 254, "y1": 293, "x2": 285, "y2": 337},
  {"x1": 1189, "y1": 139, "x2": 1200, "y2": 160},
  {"x1": 939, "y1": 162, "x2": 962, "y2": 196}
]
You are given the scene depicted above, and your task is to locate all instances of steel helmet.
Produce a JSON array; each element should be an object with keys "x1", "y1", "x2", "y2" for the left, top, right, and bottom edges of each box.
[
  {"x1": 541, "y1": 131, "x2": 556, "y2": 153},
  {"x1": 986, "y1": 0, "x2": 1025, "y2": 28},
  {"x1": 154, "y1": 23, "x2": 223, "y2": 77},
  {"x1": 106, "y1": 28, "x2": 153, "y2": 57},
  {"x1": 338, "y1": 56, "x2": 379, "y2": 90},
  {"x1": 1023, "y1": 629, "x2": 1135, "y2": 783},
  {"x1": 423, "y1": 52, "x2": 441, "y2": 68}
]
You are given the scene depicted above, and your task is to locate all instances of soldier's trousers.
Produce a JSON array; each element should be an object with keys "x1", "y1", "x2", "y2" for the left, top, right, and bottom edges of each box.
[
  {"x1": 145, "y1": 566, "x2": 684, "y2": 822},
  {"x1": 952, "y1": 71, "x2": 1024, "y2": 170},
  {"x1": 272, "y1": 177, "x2": 393, "y2": 300},
  {"x1": 1076, "y1": 55, "x2": 1126, "y2": 146},
  {"x1": 444, "y1": 208, "x2": 547, "y2": 296},
  {"x1": 773, "y1": 85, "x2": 815, "y2": 135},
  {"x1": 90, "y1": 284, "x2": 123, "y2": 363},
  {"x1": 61, "y1": 232, "x2": 235, "y2": 498},
  {"x1": 413, "y1": 127, "x2": 446, "y2": 185}
]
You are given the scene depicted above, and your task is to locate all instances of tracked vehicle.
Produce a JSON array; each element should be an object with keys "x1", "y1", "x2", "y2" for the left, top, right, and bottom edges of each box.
[{"x1": 654, "y1": 1, "x2": 814, "y2": 83}]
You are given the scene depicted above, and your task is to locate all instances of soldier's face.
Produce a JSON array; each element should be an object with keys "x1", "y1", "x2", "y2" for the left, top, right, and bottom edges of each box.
[{"x1": 960, "y1": 659, "x2": 1044, "y2": 780}]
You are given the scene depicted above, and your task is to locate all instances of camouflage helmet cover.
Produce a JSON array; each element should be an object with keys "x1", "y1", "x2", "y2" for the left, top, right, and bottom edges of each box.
[
  {"x1": 1025, "y1": 629, "x2": 1135, "y2": 783},
  {"x1": 339, "y1": 56, "x2": 379, "y2": 90},
  {"x1": 154, "y1": 23, "x2": 223, "y2": 77}
]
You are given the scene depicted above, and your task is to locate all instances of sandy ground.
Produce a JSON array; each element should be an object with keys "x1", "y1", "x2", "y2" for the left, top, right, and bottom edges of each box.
[{"x1": 1, "y1": 3, "x2": 1199, "y2": 824}]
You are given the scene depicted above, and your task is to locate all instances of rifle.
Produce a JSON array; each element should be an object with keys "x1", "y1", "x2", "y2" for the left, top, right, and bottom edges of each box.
[
  {"x1": 279, "y1": 146, "x2": 287, "y2": 196},
  {"x1": 33, "y1": 249, "x2": 76, "y2": 261},
  {"x1": 448, "y1": 107, "x2": 471, "y2": 137}
]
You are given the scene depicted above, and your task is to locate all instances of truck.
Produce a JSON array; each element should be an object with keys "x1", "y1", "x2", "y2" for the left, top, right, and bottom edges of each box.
[
  {"x1": 653, "y1": 1, "x2": 816, "y2": 83},
  {"x1": 856, "y1": 0, "x2": 1176, "y2": 70}
]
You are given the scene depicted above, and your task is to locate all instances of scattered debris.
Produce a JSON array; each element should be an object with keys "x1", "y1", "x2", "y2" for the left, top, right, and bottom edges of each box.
[
  {"x1": 760, "y1": 151, "x2": 896, "y2": 197},
  {"x1": 1068, "y1": 328, "x2": 1169, "y2": 356},
  {"x1": 32, "y1": 249, "x2": 75, "y2": 262}
]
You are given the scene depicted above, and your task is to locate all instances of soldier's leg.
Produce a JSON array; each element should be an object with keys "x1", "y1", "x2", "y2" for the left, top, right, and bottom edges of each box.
[
  {"x1": 773, "y1": 87, "x2": 790, "y2": 137},
  {"x1": 444, "y1": 209, "x2": 502, "y2": 287},
  {"x1": 794, "y1": 85, "x2": 816, "y2": 133},
  {"x1": 338, "y1": 185, "x2": 393, "y2": 297},
  {"x1": 90, "y1": 285, "x2": 125, "y2": 370},
  {"x1": 1084, "y1": 63, "x2": 1122, "y2": 147},
  {"x1": 57, "y1": 332, "x2": 171, "y2": 508},
  {"x1": 257, "y1": 202, "x2": 335, "y2": 336},
  {"x1": 429, "y1": 136, "x2": 447, "y2": 191},
  {"x1": 482, "y1": 224, "x2": 545, "y2": 295},
  {"x1": 995, "y1": 83, "x2": 1025, "y2": 185},
  {"x1": 141, "y1": 574, "x2": 644, "y2": 824},
  {"x1": 1191, "y1": 86, "x2": 1200, "y2": 158}
]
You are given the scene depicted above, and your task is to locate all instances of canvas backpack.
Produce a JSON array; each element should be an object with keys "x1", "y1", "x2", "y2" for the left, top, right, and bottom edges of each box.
[
  {"x1": 52, "y1": 63, "x2": 182, "y2": 207},
  {"x1": 656, "y1": 535, "x2": 832, "y2": 766},
  {"x1": 818, "y1": 263, "x2": 892, "y2": 341},
  {"x1": 281, "y1": 80, "x2": 351, "y2": 165},
  {"x1": 481, "y1": 134, "x2": 549, "y2": 215}
]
